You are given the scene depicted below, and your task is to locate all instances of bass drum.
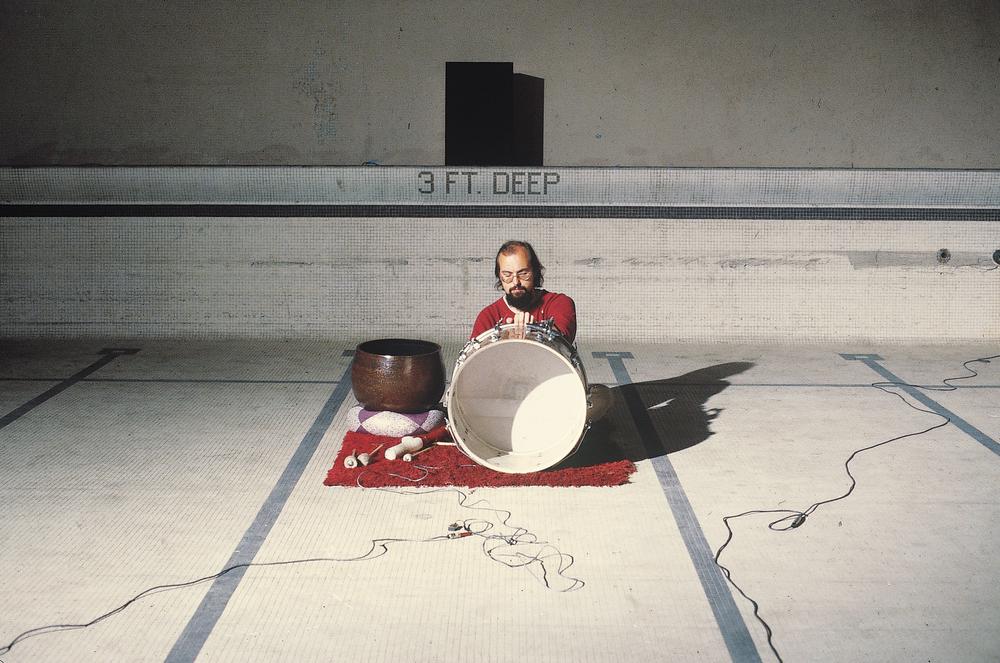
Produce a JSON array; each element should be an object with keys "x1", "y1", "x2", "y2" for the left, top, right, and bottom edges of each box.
[{"x1": 446, "y1": 322, "x2": 588, "y2": 474}]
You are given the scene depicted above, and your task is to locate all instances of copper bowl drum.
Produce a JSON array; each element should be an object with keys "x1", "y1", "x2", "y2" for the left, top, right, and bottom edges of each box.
[{"x1": 351, "y1": 339, "x2": 446, "y2": 413}]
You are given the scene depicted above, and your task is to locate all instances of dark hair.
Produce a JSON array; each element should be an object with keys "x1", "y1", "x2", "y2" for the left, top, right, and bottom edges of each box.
[{"x1": 493, "y1": 240, "x2": 545, "y2": 291}]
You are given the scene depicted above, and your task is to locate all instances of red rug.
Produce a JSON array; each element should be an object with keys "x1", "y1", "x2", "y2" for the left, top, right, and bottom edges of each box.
[{"x1": 323, "y1": 427, "x2": 635, "y2": 488}]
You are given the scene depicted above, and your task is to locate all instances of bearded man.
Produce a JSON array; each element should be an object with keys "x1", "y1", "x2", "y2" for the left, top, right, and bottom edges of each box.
[
  {"x1": 470, "y1": 240, "x2": 610, "y2": 424},
  {"x1": 470, "y1": 240, "x2": 576, "y2": 342}
]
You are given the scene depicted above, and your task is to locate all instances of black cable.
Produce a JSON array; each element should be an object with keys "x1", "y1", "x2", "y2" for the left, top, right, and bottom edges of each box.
[
  {"x1": 361, "y1": 482, "x2": 585, "y2": 592},
  {"x1": 2, "y1": 482, "x2": 584, "y2": 656},
  {"x1": 0, "y1": 534, "x2": 450, "y2": 656},
  {"x1": 713, "y1": 352, "x2": 998, "y2": 663}
]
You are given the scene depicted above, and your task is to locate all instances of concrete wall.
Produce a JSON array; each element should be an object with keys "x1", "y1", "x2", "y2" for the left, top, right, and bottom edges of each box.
[
  {"x1": 4, "y1": 215, "x2": 998, "y2": 345},
  {"x1": 2, "y1": 0, "x2": 998, "y2": 167},
  {"x1": 3, "y1": 168, "x2": 998, "y2": 344}
]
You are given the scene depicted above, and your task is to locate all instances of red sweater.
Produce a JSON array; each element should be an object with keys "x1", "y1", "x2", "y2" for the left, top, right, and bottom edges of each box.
[{"x1": 471, "y1": 290, "x2": 577, "y2": 343}]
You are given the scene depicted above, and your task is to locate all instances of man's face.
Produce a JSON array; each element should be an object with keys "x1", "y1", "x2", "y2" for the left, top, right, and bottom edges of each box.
[{"x1": 498, "y1": 247, "x2": 536, "y2": 308}]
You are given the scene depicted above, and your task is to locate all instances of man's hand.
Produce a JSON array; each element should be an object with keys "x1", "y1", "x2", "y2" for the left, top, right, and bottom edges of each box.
[{"x1": 507, "y1": 311, "x2": 534, "y2": 339}]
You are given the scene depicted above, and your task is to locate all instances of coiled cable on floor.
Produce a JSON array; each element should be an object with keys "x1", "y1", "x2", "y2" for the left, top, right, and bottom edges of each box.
[
  {"x1": 358, "y1": 482, "x2": 585, "y2": 592},
  {"x1": 1, "y1": 482, "x2": 582, "y2": 656}
]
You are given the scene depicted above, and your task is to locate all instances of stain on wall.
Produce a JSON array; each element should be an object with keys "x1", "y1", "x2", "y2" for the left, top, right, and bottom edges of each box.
[{"x1": 294, "y1": 48, "x2": 338, "y2": 145}]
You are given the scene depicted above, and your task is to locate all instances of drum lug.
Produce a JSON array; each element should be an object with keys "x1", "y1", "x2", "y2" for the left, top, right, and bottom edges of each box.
[
  {"x1": 539, "y1": 317, "x2": 557, "y2": 341},
  {"x1": 572, "y1": 353, "x2": 589, "y2": 384},
  {"x1": 456, "y1": 340, "x2": 481, "y2": 366}
]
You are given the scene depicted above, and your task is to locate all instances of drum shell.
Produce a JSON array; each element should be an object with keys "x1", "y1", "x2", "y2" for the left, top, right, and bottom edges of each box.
[
  {"x1": 351, "y1": 339, "x2": 446, "y2": 413},
  {"x1": 447, "y1": 328, "x2": 587, "y2": 474}
]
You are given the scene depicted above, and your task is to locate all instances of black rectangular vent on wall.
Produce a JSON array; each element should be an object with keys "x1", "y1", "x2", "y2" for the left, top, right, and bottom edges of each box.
[{"x1": 446, "y1": 62, "x2": 543, "y2": 166}]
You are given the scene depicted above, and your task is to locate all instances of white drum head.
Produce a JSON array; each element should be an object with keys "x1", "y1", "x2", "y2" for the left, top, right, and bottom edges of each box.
[{"x1": 450, "y1": 338, "x2": 587, "y2": 473}]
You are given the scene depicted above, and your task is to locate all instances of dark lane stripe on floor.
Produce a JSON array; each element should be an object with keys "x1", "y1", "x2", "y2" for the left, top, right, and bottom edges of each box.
[
  {"x1": 841, "y1": 353, "x2": 1000, "y2": 457},
  {"x1": 165, "y1": 350, "x2": 355, "y2": 663},
  {"x1": 593, "y1": 351, "x2": 762, "y2": 663},
  {"x1": 0, "y1": 348, "x2": 140, "y2": 432}
]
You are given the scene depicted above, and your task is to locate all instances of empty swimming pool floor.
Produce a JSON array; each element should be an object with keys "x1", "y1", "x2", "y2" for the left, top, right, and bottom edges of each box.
[{"x1": 0, "y1": 339, "x2": 997, "y2": 662}]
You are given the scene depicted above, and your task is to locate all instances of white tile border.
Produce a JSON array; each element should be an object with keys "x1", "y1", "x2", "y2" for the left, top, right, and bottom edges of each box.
[{"x1": 3, "y1": 166, "x2": 999, "y2": 208}]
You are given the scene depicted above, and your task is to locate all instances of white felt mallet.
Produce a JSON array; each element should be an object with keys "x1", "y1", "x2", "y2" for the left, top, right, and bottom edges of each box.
[
  {"x1": 385, "y1": 435, "x2": 423, "y2": 460},
  {"x1": 343, "y1": 449, "x2": 359, "y2": 469},
  {"x1": 357, "y1": 443, "x2": 384, "y2": 467},
  {"x1": 402, "y1": 445, "x2": 433, "y2": 462}
]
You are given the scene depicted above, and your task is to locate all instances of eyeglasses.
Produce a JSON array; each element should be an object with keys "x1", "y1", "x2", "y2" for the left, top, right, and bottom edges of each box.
[{"x1": 499, "y1": 268, "x2": 533, "y2": 283}]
